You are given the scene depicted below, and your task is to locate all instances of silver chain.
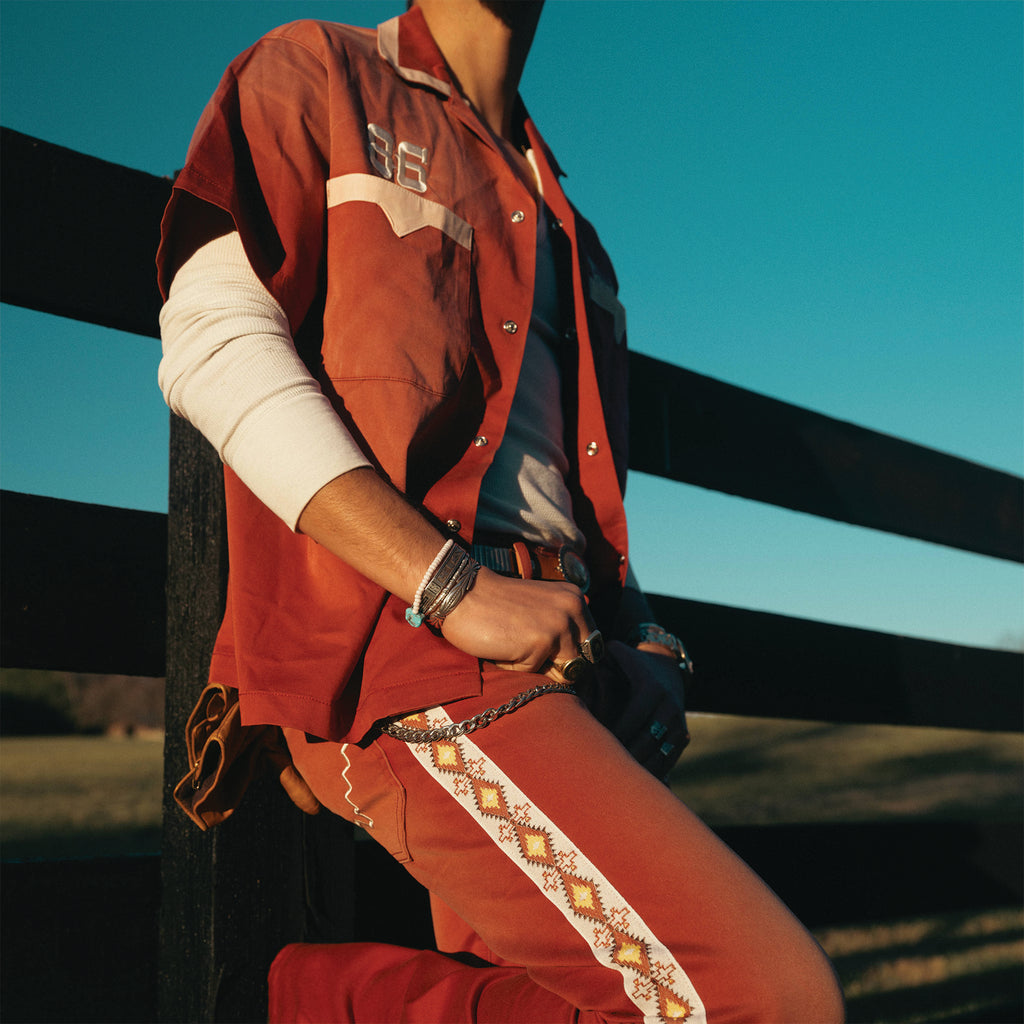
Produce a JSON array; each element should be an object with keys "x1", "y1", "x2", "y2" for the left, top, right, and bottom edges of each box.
[{"x1": 380, "y1": 682, "x2": 576, "y2": 743}]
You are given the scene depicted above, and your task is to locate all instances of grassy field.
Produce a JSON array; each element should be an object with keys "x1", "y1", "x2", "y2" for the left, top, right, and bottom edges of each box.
[
  {"x1": 1, "y1": 732, "x2": 163, "y2": 859},
  {"x1": 674, "y1": 714, "x2": 1024, "y2": 826},
  {"x1": 819, "y1": 907, "x2": 1023, "y2": 1024},
  {"x1": 1, "y1": 717, "x2": 1021, "y2": 1022},
  {"x1": 4, "y1": 714, "x2": 1020, "y2": 855}
]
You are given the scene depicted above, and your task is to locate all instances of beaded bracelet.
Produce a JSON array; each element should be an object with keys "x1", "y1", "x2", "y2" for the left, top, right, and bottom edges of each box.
[
  {"x1": 421, "y1": 552, "x2": 480, "y2": 626},
  {"x1": 406, "y1": 541, "x2": 481, "y2": 629},
  {"x1": 406, "y1": 540, "x2": 454, "y2": 628},
  {"x1": 419, "y1": 545, "x2": 463, "y2": 613}
]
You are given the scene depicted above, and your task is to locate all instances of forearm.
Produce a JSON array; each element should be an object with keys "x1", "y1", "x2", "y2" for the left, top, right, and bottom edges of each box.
[
  {"x1": 615, "y1": 576, "x2": 655, "y2": 637},
  {"x1": 296, "y1": 467, "x2": 448, "y2": 605},
  {"x1": 615, "y1": 573, "x2": 683, "y2": 662},
  {"x1": 299, "y1": 470, "x2": 597, "y2": 675}
]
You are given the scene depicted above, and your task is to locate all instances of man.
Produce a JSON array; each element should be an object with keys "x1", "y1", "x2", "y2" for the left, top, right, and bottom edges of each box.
[{"x1": 158, "y1": 2, "x2": 844, "y2": 1020}]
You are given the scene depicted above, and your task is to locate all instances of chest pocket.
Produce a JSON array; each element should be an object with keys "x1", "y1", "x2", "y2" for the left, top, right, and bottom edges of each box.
[{"x1": 323, "y1": 173, "x2": 474, "y2": 397}]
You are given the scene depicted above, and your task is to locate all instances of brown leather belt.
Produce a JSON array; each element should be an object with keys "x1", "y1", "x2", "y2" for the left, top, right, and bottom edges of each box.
[{"x1": 470, "y1": 541, "x2": 590, "y2": 594}]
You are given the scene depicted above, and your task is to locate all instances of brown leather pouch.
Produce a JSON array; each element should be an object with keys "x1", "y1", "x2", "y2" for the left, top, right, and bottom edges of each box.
[{"x1": 173, "y1": 682, "x2": 320, "y2": 830}]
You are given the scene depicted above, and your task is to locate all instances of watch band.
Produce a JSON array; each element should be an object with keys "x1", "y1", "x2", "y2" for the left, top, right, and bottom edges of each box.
[{"x1": 628, "y1": 622, "x2": 694, "y2": 674}]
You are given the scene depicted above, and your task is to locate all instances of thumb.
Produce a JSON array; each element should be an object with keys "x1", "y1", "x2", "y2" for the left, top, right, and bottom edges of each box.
[{"x1": 278, "y1": 763, "x2": 321, "y2": 816}]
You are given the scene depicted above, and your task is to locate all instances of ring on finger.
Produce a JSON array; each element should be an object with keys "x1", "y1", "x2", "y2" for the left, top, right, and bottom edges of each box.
[
  {"x1": 578, "y1": 629, "x2": 605, "y2": 665},
  {"x1": 552, "y1": 629, "x2": 605, "y2": 682},
  {"x1": 553, "y1": 655, "x2": 591, "y2": 683}
]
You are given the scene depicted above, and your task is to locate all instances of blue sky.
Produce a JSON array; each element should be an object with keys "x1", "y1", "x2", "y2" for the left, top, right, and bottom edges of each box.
[{"x1": 1, "y1": 1, "x2": 1021, "y2": 651}]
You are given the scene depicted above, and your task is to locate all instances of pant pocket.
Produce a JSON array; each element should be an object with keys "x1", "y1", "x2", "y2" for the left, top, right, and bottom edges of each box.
[
  {"x1": 351, "y1": 740, "x2": 413, "y2": 864},
  {"x1": 284, "y1": 730, "x2": 412, "y2": 864}
]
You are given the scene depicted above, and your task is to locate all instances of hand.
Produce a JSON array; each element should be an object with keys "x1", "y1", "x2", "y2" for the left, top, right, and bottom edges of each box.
[
  {"x1": 581, "y1": 639, "x2": 689, "y2": 778},
  {"x1": 441, "y1": 567, "x2": 597, "y2": 680},
  {"x1": 297, "y1": 471, "x2": 598, "y2": 680}
]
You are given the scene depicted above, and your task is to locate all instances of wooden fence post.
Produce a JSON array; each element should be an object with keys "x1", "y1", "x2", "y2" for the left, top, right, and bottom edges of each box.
[{"x1": 160, "y1": 417, "x2": 354, "y2": 1023}]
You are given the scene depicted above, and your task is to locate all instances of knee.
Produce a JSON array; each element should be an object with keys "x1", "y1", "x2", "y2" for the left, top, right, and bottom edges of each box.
[
  {"x1": 797, "y1": 951, "x2": 845, "y2": 1024},
  {"x1": 743, "y1": 938, "x2": 845, "y2": 1024}
]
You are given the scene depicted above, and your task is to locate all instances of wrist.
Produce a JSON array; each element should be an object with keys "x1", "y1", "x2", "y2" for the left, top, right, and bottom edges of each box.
[
  {"x1": 627, "y1": 623, "x2": 694, "y2": 674},
  {"x1": 635, "y1": 640, "x2": 677, "y2": 660},
  {"x1": 406, "y1": 542, "x2": 480, "y2": 628}
]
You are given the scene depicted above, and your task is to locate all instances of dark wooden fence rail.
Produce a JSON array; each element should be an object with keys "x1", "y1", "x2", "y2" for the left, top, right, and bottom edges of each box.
[{"x1": 2, "y1": 128, "x2": 1022, "y2": 1022}]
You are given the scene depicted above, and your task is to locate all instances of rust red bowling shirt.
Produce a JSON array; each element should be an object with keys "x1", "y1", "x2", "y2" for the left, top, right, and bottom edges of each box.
[{"x1": 157, "y1": 8, "x2": 632, "y2": 741}]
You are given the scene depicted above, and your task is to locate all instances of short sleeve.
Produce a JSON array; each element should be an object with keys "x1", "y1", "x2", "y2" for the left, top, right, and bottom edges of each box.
[{"x1": 157, "y1": 28, "x2": 331, "y2": 334}]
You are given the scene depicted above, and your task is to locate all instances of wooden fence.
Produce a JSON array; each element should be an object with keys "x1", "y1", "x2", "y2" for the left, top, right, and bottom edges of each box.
[{"x1": 2, "y1": 128, "x2": 1021, "y2": 1022}]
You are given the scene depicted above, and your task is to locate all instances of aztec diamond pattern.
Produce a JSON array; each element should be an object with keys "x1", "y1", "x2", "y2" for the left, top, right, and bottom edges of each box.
[{"x1": 398, "y1": 710, "x2": 705, "y2": 1023}]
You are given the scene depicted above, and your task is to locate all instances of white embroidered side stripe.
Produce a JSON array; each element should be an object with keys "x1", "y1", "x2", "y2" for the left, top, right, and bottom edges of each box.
[
  {"x1": 326, "y1": 173, "x2": 473, "y2": 250},
  {"x1": 402, "y1": 708, "x2": 706, "y2": 1023}
]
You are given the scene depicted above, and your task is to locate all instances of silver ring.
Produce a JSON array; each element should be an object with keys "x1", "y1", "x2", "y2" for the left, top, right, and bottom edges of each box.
[{"x1": 578, "y1": 629, "x2": 605, "y2": 665}]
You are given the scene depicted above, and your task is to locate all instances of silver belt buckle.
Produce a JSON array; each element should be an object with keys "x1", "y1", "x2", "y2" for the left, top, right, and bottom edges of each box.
[{"x1": 557, "y1": 545, "x2": 590, "y2": 594}]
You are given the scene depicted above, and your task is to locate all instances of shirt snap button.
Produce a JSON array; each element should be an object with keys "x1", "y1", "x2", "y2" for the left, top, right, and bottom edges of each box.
[
  {"x1": 510, "y1": 210, "x2": 525, "y2": 223},
  {"x1": 473, "y1": 436, "x2": 489, "y2": 447},
  {"x1": 446, "y1": 519, "x2": 462, "y2": 532},
  {"x1": 586, "y1": 441, "x2": 600, "y2": 456},
  {"x1": 502, "y1": 320, "x2": 519, "y2": 334}
]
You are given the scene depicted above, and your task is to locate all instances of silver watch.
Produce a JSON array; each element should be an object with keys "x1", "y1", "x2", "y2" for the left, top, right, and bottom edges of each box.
[{"x1": 628, "y1": 622, "x2": 694, "y2": 674}]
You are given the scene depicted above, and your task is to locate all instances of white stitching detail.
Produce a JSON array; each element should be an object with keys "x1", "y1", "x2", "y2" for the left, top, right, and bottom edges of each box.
[{"x1": 339, "y1": 743, "x2": 374, "y2": 829}]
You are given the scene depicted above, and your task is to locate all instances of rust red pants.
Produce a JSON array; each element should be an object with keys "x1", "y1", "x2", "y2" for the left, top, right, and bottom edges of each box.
[{"x1": 271, "y1": 671, "x2": 843, "y2": 1023}]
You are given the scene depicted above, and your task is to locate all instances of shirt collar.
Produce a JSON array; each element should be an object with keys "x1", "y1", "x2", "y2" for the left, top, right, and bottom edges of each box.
[
  {"x1": 376, "y1": 7, "x2": 453, "y2": 97},
  {"x1": 377, "y1": 7, "x2": 565, "y2": 181}
]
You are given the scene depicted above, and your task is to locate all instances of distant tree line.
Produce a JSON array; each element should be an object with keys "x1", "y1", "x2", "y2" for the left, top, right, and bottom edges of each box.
[{"x1": 0, "y1": 669, "x2": 165, "y2": 736}]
